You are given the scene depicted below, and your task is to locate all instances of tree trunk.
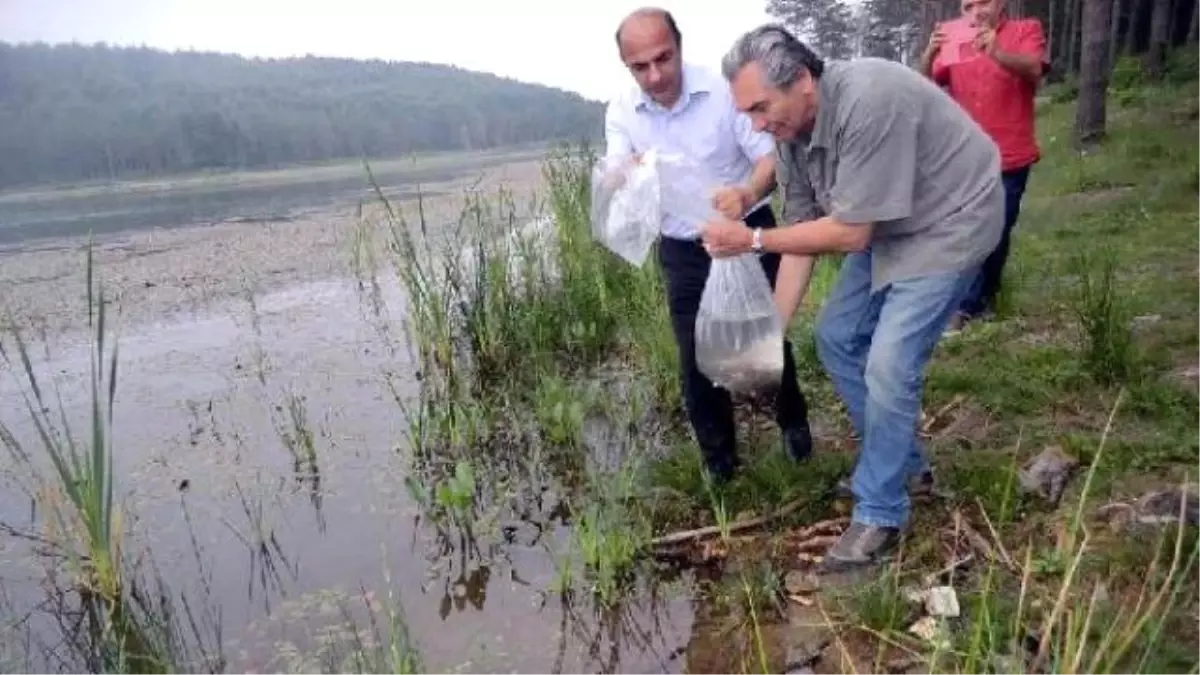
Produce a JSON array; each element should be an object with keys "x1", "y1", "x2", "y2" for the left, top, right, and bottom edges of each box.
[
  {"x1": 1190, "y1": 0, "x2": 1199, "y2": 41},
  {"x1": 1049, "y1": 0, "x2": 1059, "y2": 63},
  {"x1": 1145, "y1": 0, "x2": 1172, "y2": 76},
  {"x1": 1076, "y1": 0, "x2": 1113, "y2": 147},
  {"x1": 1068, "y1": 0, "x2": 1082, "y2": 73},
  {"x1": 1109, "y1": 0, "x2": 1124, "y2": 64},
  {"x1": 1118, "y1": 0, "x2": 1137, "y2": 53}
]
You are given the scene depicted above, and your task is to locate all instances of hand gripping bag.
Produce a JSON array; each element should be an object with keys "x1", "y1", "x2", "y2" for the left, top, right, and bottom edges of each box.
[{"x1": 589, "y1": 150, "x2": 661, "y2": 267}]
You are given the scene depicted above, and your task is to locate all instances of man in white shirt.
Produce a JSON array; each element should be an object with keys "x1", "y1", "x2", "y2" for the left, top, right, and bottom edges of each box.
[{"x1": 605, "y1": 7, "x2": 813, "y2": 481}]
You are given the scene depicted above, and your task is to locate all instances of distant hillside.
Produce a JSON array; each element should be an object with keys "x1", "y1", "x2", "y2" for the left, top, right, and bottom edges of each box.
[{"x1": 0, "y1": 42, "x2": 604, "y2": 188}]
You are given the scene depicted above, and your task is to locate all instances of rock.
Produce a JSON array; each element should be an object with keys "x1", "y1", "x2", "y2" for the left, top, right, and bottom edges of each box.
[
  {"x1": 1171, "y1": 365, "x2": 1200, "y2": 391},
  {"x1": 925, "y1": 586, "x2": 961, "y2": 618},
  {"x1": 1133, "y1": 484, "x2": 1199, "y2": 526},
  {"x1": 1018, "y1": 445, "x2": 1079, "y2": 505},
  {"x1": 784, "y1": 570, "x2": 821, "y2": 595},
  {"x1": 908, "y1": 616, "x2": 952, "y2": 650}
]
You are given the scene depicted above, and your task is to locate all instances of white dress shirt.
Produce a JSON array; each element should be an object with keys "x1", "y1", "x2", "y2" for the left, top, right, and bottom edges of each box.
[{"x1": 603, "y1": 62, "x2": 774, "y2": 241}]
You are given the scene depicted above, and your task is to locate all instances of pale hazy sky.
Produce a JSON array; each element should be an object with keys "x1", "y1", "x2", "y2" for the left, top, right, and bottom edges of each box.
[{"x1": 0, "y1": 0, "x2": 775, "y2": 101}]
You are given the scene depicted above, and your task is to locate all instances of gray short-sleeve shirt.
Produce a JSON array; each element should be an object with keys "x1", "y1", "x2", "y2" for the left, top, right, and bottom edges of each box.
[{"x1": 777, "y1": 58, "x2": 1005, "y2": 291}]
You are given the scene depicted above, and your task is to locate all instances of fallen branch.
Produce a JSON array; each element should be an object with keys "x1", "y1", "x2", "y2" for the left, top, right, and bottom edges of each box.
[
  {"x1": 975, "y1": 497, "x2": 1018, "y2": 571},
  {"x1": 954, "y1": 510, "x2": 1018, "y2": 574},
  {"x1": 650, "y1": 496, "x2": 809, "y2": 547},
  {"x1": 793, "y1": 535, "x2": 841, "y2": 553},
  {"x1": 790, "y1": 517, "x2": 850, "y2": 540},
  {"x1": 922, "y1": 554, "x2": 976, "y2": 588},
  {"x1": 921, "y1": 394, "x2": 966, "y2": 435}
]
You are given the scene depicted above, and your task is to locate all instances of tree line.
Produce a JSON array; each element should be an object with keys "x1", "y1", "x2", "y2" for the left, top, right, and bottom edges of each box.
[
  {"x1": 767, "y1": 0, "x2": 1198, "y2": 145},
  {"x1": 0, "y1": 42, "x2": 604, "y2": 189}
]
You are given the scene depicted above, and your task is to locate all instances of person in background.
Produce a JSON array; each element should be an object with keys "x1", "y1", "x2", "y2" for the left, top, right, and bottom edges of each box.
[
  {"x1": 919, "y1": 0, "x2": 1050, "y2": 333},
  {"x1": 702, "y1": 25, "x2": 1004, "y2": 571},
  {"x1": 604, "y1": 7, "x2": 814, "y2": 482}
]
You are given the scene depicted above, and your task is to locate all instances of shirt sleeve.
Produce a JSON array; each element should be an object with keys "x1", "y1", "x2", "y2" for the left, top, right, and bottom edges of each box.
[
  {"x1": 733, "y1": 108, "x2": 775, "y2": 162},
  {"x1": 603, "y1": 100, "x2": 635, "y2": 160},
  {"x1": 829, "y1": 86, "x2": 918, "y2": 225},
  {"x1": 1015, "y1": 19, "x2": 1050, "y2": 71},
  {"x1": 776, "y1": 143, "x2": 820, "y2": 223}
]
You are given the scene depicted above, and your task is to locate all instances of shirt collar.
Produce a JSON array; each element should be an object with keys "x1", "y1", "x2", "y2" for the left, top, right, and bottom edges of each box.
[{"x1": 803, "y1": 61, "x2": 841, "y2": 150}]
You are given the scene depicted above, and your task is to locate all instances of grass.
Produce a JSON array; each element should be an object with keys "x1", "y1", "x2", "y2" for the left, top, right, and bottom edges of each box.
[{"x1": 0, "y1": 61, "x2": 1195, "y2": 673}]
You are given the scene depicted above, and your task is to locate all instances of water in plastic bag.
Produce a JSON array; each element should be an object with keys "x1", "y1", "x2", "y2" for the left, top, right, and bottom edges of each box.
[
  {"x1": 696, "y1": 252, "x2": 786, "y2": 393},
  {"x1": 589, "y1": 151, "x2": 661, "y2": 267}
]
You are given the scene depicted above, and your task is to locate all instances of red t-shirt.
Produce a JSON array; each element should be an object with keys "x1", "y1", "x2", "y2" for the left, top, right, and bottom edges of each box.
[{"x1": 932, "y1": 18, "x2": 1049, "y2": 172}]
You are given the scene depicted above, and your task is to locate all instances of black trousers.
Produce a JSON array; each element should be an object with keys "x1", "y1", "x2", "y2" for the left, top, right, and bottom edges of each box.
[{"x1": 657, "y1": 205, "x2": 811, "y2": 474}]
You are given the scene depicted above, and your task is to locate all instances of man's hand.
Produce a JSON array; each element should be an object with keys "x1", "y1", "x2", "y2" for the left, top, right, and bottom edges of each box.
[
  {"x1": 974, "y1": 27, "x2": 997, "y2": 55},
  {"x1": 712, "y1": 185, "x2": 755, "y2": 220},
  {"x1": 919, "y1": 25, "x2": 948, "y2": 77},
  {"x1": 924, "y1": 26, "x2": 947, "y2": 59},
  {"x1": 700, "y1": 217, "x2": 754, "y2": 258}
]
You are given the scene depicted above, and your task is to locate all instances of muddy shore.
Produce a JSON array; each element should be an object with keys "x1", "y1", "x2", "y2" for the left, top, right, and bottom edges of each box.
[{"x1": 0, "y1": 157, "x2": 546, "y2": 338}]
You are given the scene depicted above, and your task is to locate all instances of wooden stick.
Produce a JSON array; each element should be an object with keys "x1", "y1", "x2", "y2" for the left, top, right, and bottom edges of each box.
[
  {"x1": 650, "y1": 496, "x2": 808, "y2": 547},
  {"x1": 921, "y1": 394, "x2": 966, "y2": 434},
  {"x1": 791, "y1": 517, "x2": 851, "y2": 540},
  {"x1": 793, "y1": 534, "x2": 841, "y2": 552},
  {"x1": 975, "y1": 497, "x2": 1018, "y2": 571}
]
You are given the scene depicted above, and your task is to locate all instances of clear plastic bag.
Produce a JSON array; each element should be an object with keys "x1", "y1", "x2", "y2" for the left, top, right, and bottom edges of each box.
[
  {"x1": 657, "y1": 153, "x2": 784, "y2": 393},
  {"x1": 590, "y1": 151, "x2": 661, "y2": 267},
  {"x1": 696, "y1": 252, "x2": 786, "y2": 393}
]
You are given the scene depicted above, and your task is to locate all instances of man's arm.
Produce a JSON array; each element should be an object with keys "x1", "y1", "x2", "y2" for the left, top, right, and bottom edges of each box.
[
  {"x1": 770, "y1": 144, "x2": 818, "y2": 322},
  {"x1": 985, "y1": 20, "x2": 1049, "y2": 86},
  {"x1": 603, "y1": 100, "x2": 635, "y2": 159},
  {"x1": 775, "y1": 253, "x2": 816, "y2": 325},
  {"x1": 919, "y1": 26, "x2": 950, "y2": 85},
  {"x1": 713, "y1": 109, "x2": 779, "y2": 218},
  {"x1": 734, "y1": 110, "x2": 778, "y2": 201}
]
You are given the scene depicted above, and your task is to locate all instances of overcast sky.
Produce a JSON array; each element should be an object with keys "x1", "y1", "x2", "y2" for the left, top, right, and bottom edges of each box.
[{"x1": 0, "y1": 0, "x2": 774, "y2": 101}]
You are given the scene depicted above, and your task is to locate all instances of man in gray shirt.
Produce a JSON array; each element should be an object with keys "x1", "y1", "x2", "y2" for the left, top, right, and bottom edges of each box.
[{"x1": 702, "y1": 24, "x2": 1004, "y2": 572}]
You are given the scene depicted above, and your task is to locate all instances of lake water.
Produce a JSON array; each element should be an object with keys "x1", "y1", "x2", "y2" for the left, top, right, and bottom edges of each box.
[{"x1": 0, "y1": 154, "x2": 711, "y2": 673}]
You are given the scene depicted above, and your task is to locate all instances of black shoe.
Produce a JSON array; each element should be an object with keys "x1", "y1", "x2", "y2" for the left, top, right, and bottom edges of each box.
[
  {"x1": 704, "y1": 454, "x2": 741, "y2": 484},
  {"x1": 819, "y1": 522, "x2": 901, "y2": 573},
  {"x1": 783, "y1": 425, "x2": 813, "y2": 462}
]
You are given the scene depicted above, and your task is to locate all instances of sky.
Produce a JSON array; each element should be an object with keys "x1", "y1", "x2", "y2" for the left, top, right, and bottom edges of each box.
[{"x1": 0, "y1": 0, "x2": 775, "y2": 101}]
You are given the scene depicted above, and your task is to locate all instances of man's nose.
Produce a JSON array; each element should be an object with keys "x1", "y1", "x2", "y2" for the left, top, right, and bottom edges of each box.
[
  {"x1": 646, "y1": 65, "x2": 663, "y2": 84},
  {"x1": 752, "y1": 115, "x2": 768, "y2": 133}
]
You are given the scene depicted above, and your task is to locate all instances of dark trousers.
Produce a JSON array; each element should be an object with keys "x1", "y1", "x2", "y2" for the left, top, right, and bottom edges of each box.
[
  {"x1": 959, "y1": 165, "x2": 1032, "y2": 318},
  {"x1": 657, "y1": 206, "x2": 811, "y2": 475}
]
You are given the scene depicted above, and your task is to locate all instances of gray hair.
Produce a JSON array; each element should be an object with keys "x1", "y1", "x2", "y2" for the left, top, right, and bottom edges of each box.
[{"x1": 720, "y1": 24, "x2": 826, "y2": 88}]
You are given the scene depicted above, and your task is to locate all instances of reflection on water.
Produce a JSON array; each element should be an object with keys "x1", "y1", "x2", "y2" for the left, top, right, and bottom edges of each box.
[{"x1": 0, "y1": 272, "x2": 697, "y2": 672}]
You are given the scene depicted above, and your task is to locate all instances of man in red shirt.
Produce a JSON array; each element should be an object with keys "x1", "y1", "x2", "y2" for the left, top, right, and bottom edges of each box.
[{"x1": 920, "y1": 0, "x2": 1050, "y2": 332}]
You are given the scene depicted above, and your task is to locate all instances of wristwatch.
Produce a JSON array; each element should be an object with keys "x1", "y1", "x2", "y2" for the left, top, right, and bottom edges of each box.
[{"x1": 750, "y1": 227, "x2": 764, "y2": 254}]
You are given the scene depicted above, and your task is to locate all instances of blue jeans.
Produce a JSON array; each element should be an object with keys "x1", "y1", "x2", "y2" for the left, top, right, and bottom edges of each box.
[
  {"x1": 958, "y1": 166, "x2": 1032, "y2": 318},
  {"x1": 815, "y1": 251, "x2": 977, "y2": 528}
]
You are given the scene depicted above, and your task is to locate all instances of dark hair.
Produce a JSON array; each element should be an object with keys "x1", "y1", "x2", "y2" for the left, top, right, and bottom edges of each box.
[
  {"x1": 721, "y1": 24, "x2": 825, "y2": 87},
  {"x1": 614, "y1": 8, "x2": 683, "y2": 50}
]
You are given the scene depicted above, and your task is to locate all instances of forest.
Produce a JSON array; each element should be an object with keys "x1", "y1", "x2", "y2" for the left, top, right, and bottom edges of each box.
[
  {"x1": 769, "y1": 0, "x2": 1198, "y2": 146},
  {"x1": 768, "y1": 0, "x2": 1197, "y2": 71},
  {"x1": 0, "y1": 42, "x2": 604, "y2": 189}
]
